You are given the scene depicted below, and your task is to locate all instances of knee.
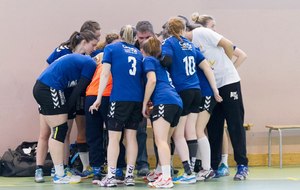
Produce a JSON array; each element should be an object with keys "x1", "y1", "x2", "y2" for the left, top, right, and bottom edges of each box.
[{"x1": 51, "y1": 122, "x2": 68, "y2": 143}]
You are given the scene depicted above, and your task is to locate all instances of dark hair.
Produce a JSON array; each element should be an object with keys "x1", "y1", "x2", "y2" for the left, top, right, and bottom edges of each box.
[
  {"x1": 136, "y1": 21, "x2": 154, "y2": 34},
  {"x1": 80, "y1": 20, "x2": 101, "y2": 33},
  {"x1": 60, "y1": 30, "x2": 98, "y2": 51},
  {"x1": 141, "y1": 37, "x2": 161, "y2": 58}
]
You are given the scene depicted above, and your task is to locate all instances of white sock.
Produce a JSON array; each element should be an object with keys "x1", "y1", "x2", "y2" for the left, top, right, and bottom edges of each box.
[
  {"x1": 79, "y1": 152, "x2": 90, "y2": 171},
  {"x1": 197, "y1": 137, "x2": 211, "y2": 170},
  {"x1": 125, "y1": 165, "x2": 135, "y2": 177},
  {"x1": 161, "y1": 165, "x2": 171, "y2": 180},
  {"x1": 155, "y1": 164, "x2": 162, "y2": 173},
  {"x1": 54, "y1": 164, "x2": 65, "y2": 177},
  {"x1": 107, "y1": 166, "x2": 116, "y2": 178},
  {"x1": 221, "y1": 154, "x2": 228, "y2": 166}
]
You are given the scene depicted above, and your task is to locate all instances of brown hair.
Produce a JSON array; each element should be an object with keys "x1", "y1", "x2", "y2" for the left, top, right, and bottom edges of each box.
[
  {"x1": 80, "y1": 20, "x2": 101, "y2": 32},
  {"x1": 191, "y1": 12, "x2": 214, "y2": 27},
  {"x1": 141, "y1": 37, "x2": 161, "y2": 58},
  {"x1": 96, "y1": 33, "x2": 120, "y2": 50},
  {"x1": 60, "y1": 30, "x2": 98, "y2": 51},
  {"x1": 167, "y1": 17, "x2": 185, "y2": 41}
]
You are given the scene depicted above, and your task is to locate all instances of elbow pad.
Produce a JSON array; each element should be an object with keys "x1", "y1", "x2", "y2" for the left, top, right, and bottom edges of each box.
[{"x1": 160, "y1": 55, "x2": 172, "y2": 68}]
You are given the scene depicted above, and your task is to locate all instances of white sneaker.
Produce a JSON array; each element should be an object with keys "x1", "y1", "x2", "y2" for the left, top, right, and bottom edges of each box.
[
  {"x1": 196, "y1": 169, "x2": 215, "y2": 181},
  {"x1": 34, "y1": 168, "x2": 45, "y2": 183},
  {"x1": 145, "y1": 170, "x2": 162, "y2": 182},
  {"x1": 98, "y1": 176, "x2": 117, "y2": 187},
  {"x1": 148, "y1": 175, "x2": 174, "y2": 188},
  {"x1": 53, "y1": 174, "x2": 81, "y2": 184},
  {"x1": 124, "y1": 175, "x2": 135, "y2": 186}
]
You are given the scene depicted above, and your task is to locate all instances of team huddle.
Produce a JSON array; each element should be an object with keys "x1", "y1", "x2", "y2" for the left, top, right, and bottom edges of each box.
[{"x1": 33, "y1": 13, "x2": 249, "y2": 188}]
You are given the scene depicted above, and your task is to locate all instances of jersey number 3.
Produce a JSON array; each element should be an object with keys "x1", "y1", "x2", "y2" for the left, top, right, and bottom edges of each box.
[{"x1": 128, "y1": 56, "x2": 137, "y2": 76}]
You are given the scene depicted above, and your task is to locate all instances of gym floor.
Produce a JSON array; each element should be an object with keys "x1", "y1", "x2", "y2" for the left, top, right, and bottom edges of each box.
[{"x1": 0, "y1": 167, "x2": 300, "y2": 190}]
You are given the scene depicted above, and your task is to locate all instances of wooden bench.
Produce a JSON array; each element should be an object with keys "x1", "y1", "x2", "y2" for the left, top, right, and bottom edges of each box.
[{"x1": 266, "y1": 125, "x2": 300, "y2": 168}]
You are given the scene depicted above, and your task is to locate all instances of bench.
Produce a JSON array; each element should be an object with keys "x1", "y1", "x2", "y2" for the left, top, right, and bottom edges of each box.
[{"x1": 266, "y1": 125, "x2": 300, "y2": 168}]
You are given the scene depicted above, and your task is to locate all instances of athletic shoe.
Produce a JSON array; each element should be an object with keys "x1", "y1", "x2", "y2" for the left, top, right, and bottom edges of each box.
[
  {"x1": 234, "y1": 165, "x2": 249, "y2": 181},
  {"x1": 145, "y1": 170, "x2": 162, "y2": 182},
  {"x1": 65, "y1": 167, "x2": 77, "y2": 177},
  {"x1": 52, "y1": 174, "x2": 81, "y2": 184},
  {"x1": 124, "y1": 175, "x2": 135, "y2": 186},
  {"x1": 137, "y1": 167, "x2": 149, "y2": 177},
  {"x1": 148, "y1": 175, "x2": 174, "y2": 188},
  {"x1": 98, "y1": 176, "x2": 117, "y2": 187},
  {"x1": 80, "y1": 166, "x2": 94, "y2": 178},
  {"x1": 172, "y1": 173, "x2": 196, "y2": 184},
  {"x1": 115, "y1": 168, "x2": 124, "y2": 184},
  {"x1": 196, "y1": 169, "x2": 215, "y2": 181},
  {"x1": 34, "y1": 168, "x2": 45, "y2": 183},
  {"x1": 217, "y1": 163, "x2": 230, "y2": 177},
  {"x1": 100, "y1": 165, "x2": 107, "y2": 176},
  {"x1": 92, "y1": 174, "x2": 102, "y2": 185}
]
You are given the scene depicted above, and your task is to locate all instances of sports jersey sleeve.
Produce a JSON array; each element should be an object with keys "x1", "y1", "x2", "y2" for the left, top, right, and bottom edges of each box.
[
  {"x1": 143, "y1": 57, "x2": 156, "y2": 73},
  {"x1": 161, "y1": 39, "x2": 173, "y2": 57},
  {"x1": 46, "y1": 46, "x2": 72, "y2": 64},
  {"x1": 102, "y1": 45, "x2": 113, "y2": 64}
]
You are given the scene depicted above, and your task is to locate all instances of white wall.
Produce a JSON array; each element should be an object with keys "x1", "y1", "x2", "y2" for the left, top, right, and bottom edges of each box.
[{"x1": 0, "y1": 0, "x2": 300, "y2": 155}]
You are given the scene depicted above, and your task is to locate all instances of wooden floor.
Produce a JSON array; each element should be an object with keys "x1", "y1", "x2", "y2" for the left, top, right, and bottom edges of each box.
[{"x1": 0, "y1": 166, "x2": 300, "y2": 190}]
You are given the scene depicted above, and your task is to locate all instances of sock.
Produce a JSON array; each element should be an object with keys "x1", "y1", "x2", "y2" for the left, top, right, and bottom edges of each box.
[
  {"x1": 125, "y1": 165, "x2": 135, "y2": 177},
  {"x1": 187, "y1": 139, "x2": 198, "y2": 171},
  {"x1": 197, "y1": 137, "x2": 211, "y2": 170},
  {"x1": 194, "y1": 159, "x2": 202, "y2": 173},
  {"x1": 54, "y1": 164, "x2": 65, "y2": 177},
  {"x1": 221, "y1": 154, "x2": 228, "y2": 166},
  {"x1": 107, "y1": 166, "x2": 116, "y2": 178},
  {"x1": 182, "y1": 160, "x2": 192, "y2": 175},
  {"x1": 156, "y1": 164, "x2": 162, "y2": 173},
  {"x1": 161, "y1": 165, "x2": 171, "y2": 180},
  {"x1": 79, "y1": 152, "x2": 90, "y2": 171},
  {"x1": 36, "y1": 165, "x2": 43, "y2": 170}
]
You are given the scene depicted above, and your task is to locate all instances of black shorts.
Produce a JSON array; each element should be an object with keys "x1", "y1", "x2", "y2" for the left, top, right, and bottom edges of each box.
[
  {"x1": 107, "y1": 101, "x2": 143, "y2": 131},
  {"x1": 178, "y1": 88, "x2": 202, "y2": 116},
  {"x1": 150, "y1": 104, "x2": 182, "y2": 127},
  {"x1": 199, "y1": 96, "x2": 217, "y2": 114},
  {"x1": 33, "y1": 81, "x2": 68, "y2": 115}
]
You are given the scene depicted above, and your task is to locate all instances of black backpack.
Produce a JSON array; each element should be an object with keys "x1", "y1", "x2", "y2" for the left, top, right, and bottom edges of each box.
[{"x1": 0, "y1": 141, "x2": 53, "y2": 177}]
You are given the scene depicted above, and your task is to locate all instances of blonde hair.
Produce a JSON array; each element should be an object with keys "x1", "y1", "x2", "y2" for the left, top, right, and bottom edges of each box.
[
  {"x1": 120, "y1": 25, "x2": 136, "y2": 45},
  {"x1": 167, "y1": 17, "x2": 185, "y2": 41},
  {"x1": 141, "y1": 37, "x2": 161, "y2": 58},
  {"x1": 191, "y1": 12, "x2": 214, "y2": 27}
]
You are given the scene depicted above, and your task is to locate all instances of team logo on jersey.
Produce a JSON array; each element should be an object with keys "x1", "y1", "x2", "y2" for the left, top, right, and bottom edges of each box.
[
  {"x1": 179, "y1": 41, "x2": 193, "y2": 50},
  {"x1": 122, "y1": 45, "x2": 138, "y2": 54},
  {"x1": 230, "y1": 91, "x2": 238, "y2": 100},
  {"x1": 56, "y1": 45, "x2": 69, "y2": 52}
]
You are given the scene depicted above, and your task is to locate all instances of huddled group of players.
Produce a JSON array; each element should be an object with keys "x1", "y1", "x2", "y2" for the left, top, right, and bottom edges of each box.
[{"x1": 33, "y1": 13, "x2": 248, "y2": 188}]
